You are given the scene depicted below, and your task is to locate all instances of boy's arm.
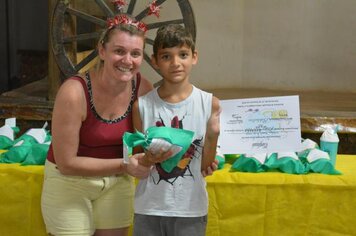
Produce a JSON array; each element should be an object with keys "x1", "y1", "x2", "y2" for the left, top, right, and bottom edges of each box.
[
  {"x1": 201, "y1": 96, "x2": 221, "y2": 172},
  {"x1": 132, "y1": 100, "x2": 143, "y2": 133}
]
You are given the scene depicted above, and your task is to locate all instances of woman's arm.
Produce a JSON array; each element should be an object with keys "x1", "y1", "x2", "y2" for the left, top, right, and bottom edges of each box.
[{"x1": 52, "y1": 78, "x2": 148, "y2": 178}]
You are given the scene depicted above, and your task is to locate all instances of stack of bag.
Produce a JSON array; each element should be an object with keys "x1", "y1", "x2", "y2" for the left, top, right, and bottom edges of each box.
[
  {"x1": 225, "y1": 137, "x2": 341, "y2": 175},
  {"x1": 0, "y1": 118, "x2": 51, "y2": 166}
]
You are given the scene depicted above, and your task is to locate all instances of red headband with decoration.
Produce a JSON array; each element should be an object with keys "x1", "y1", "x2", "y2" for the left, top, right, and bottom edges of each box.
[{"x1": 107, "y1": 0, "x2": 161, "y2": 33}]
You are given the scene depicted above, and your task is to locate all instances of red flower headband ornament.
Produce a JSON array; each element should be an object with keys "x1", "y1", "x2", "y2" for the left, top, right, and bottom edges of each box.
[{"x1": 107, "y1": 0, "x2": 161, "y2": 33}]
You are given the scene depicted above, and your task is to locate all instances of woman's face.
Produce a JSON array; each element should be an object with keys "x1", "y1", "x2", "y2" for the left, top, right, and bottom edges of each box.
[{"x1": 99, "y1": 30, "x2": 145, "y2": 82}]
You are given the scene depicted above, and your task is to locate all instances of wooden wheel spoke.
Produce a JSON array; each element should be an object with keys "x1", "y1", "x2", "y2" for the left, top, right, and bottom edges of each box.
[
  {"x1": 62, "y1": 32, "x2": 102, "y2": 43},
  {"x1": 66, "y1": 7, "x2": 106, "y2": 27},
  {"x1": 127, "y1": 0, "x2": 137, "y2": 15},
  {"x1": 144, "y1": 52, "x2": 159, "y2": 74},
  {"x1": 135, "y1": 0, "x2": 167, "y2": 21},
  {"x1": 146, "y1": 19, "x2": 184, "y2": 30},
  {"x1": 94, "y1": 0, "x2": 114, "y2": 17},
  {"x1": 144, "y1": 52, "x2": 150, "y2": 63},
  {"x1": 145, "y1": 38, "x2": 154, "y2": 46},
  {"x1": 74, "y1": 49, "x2": 98, "y2": 72}
]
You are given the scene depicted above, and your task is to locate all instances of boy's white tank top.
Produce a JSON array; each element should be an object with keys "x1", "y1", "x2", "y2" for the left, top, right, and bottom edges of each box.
[{"x1": 135, "y1": 86, "x2": 212, "y2": 217}]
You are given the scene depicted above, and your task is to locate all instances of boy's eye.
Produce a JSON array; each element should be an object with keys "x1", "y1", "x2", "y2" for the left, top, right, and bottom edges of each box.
[
  {"x1": 161, "y1": 54, "x2": 170, "y2": 60},
  {"x1": 180, "y1": 52, "x2": 189, "y2": 59}
]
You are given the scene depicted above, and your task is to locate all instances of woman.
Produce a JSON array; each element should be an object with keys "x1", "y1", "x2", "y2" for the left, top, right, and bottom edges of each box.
[{"x1": 41, "y1": 16, "x2": 169, "y2": 236}]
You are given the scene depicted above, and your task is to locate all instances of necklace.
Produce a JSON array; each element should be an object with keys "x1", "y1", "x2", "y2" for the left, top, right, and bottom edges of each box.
[{"x1": 85, "y1": 71, "x2": 136, "y2": 124}]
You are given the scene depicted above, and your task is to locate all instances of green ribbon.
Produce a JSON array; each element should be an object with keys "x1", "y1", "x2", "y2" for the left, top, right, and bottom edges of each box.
[{"x1": 123, "y1": 126, "x2": 195, "y2": 173}]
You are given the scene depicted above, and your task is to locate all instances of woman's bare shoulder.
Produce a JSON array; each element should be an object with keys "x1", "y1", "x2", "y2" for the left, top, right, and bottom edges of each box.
[
  {"x1": 57, "y1": 76, "x2": 86, "y2": 99},
  {"x1": 53, "y1": 76, "x2": 87, "y2": 117}
]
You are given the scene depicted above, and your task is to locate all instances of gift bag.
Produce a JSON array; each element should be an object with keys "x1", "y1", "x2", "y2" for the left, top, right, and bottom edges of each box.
[
  {"x1": 264, "y1": 152, "x2": 307, "y2": 174},
  {"x1": 231, "y1": 153, "x2": 267, "y2": 173},
  {"x1": 304, "y1": 149, "x2": 341, "y2": 175},
  {"x1": 0, "y1": 124, "x2": 51, "y2": 164},
  {"x1": 123, "y1": 126, "x2": 195, "y2": 172},
  {"x1": 0, "y1": 118, "x2": 20, "y2": 150}
]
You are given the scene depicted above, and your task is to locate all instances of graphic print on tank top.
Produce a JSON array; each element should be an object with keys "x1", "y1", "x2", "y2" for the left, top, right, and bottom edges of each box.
[{"x1": 152, "y1": 114, "x2": 202, "y2": 185}]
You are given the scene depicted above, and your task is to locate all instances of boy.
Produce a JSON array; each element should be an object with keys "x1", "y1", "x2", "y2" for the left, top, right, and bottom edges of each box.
[{"x1": 132, "y1": 24, "x2": 220, "y2": 236}]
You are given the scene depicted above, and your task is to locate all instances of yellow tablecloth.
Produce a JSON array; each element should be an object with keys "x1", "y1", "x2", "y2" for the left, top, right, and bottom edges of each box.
[
  {"x1": 206, "y1": 155, "x2": 356, "y2": 236},
  {"x1": 1, "y1": 155, "x2": 356, "y2": 236},
  {"x1": 0, "y1": 163, "x2": 45, "y2": 236}
]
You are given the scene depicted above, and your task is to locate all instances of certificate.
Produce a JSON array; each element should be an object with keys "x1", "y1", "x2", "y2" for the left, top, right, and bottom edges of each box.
[{"x1": 219, "y1": 95, "x2": 301, "y2": 154}]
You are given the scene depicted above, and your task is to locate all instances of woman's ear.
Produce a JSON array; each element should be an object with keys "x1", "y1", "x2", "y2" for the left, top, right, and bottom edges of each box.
[
  {"x1": 151, "y1": 54, "x2": 160, "y2": 70},
  {"x1": 98, "y1": 43, "x2": 105, "y2": 61}
]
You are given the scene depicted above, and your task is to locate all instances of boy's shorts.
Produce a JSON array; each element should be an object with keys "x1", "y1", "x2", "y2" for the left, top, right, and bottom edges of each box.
[
  {"x1": 133, "y1": 214, "x2": 207, "y2": 236},
  {"x1": 41, "y1": 160, "x2": 134, "y2": 236}
]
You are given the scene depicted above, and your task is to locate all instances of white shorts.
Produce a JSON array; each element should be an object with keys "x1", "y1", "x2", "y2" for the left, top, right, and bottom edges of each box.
[{"x1": 41, "y1": 160, "x2": 134, "y2": 236}]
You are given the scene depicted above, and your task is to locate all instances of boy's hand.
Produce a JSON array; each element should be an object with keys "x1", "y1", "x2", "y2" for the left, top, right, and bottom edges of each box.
[
  {"x1": 201, "y1": 159, "x2": 219, "y2": 177},
  {"x1": 146, "y1": 148, "x2": 173, "y2": 163},
  {"x1": 138, "y1": 148, "x2": 174, "y2": 167}
]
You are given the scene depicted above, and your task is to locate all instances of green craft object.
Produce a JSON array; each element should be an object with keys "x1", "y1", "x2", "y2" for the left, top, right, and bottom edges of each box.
[{"x1": 123, "y1": 126, "x2": 195, "y2": 173}]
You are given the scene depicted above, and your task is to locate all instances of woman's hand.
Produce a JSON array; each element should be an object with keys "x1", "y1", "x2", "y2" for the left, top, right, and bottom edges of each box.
[{"x1": 125, "y1": 153, "x2": 151, "y2": 179}]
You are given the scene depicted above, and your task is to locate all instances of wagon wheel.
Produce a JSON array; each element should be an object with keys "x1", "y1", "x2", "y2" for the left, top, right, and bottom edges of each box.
[{"x1": 51, "y1": 0, "x2": 196, "y2": 79}]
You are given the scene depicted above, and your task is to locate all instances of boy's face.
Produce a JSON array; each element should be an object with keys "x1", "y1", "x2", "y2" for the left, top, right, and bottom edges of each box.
[{"x1": 152, "y1": 44, "x2": 198, "y2": 83}]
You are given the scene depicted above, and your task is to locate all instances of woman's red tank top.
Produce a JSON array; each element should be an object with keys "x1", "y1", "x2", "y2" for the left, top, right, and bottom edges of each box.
[{"x1": 47, "y1": 72, "x2": 141, "y2": 163}]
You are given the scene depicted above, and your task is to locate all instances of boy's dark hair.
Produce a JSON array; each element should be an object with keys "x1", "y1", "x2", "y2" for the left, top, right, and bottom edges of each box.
[{"x1": 153, "y1": 24, "x2": 195, "y2": 58}]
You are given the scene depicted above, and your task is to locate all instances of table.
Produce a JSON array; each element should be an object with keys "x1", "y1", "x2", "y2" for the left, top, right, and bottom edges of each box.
[
  {"x1": 0, "y1": 163, "x2": 45, "y2": 236},
  {"x1": 206, "y1": 155, "x2": 356, "y2": 236},
  {"x1": 1, "y1": 155, "x2": 356, "y2": 236}
]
